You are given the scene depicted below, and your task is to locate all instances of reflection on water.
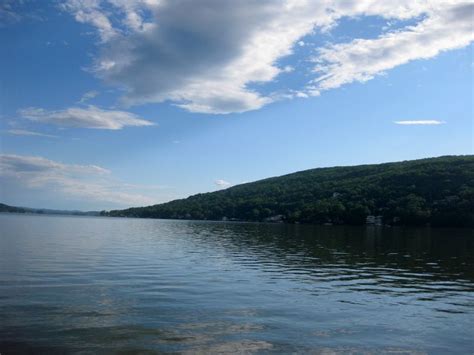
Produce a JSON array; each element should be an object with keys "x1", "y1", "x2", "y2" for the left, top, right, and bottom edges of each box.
[{"x1": 0, "y1": 214, "x2": 473, "y2": 353}]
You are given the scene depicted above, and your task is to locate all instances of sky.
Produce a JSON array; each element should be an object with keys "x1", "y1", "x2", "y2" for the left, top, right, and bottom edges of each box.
[{"x1": 0, "y1": 0, "x2": 473, "y2": 211}]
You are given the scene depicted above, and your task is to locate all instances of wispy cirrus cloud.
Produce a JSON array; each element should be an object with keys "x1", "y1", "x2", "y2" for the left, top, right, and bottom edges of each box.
[
  {"x1": 0, "y1": 0, "x2": 21, "y2": 25},
  {"x1": 0, "y1": 154, "x2": 161, "y2": 207},
  {"x1": 60, "y1": 0, "x2": 474, "y2": 114},
  {"x1": 0, "y1": 0, "x2": 44, "y2": 26},
  {"x1": 18, "y1": 105, "x2": 154, "y2": 130},
  {"x1": 394, "y1": 120, "x2": 446, "y2": 125},
  {"x1": 6, "y1": 129, "x2": 58, "y2": 138},
  {"x1": 78, "y1": 90, "x2": 99, "y2": 104}
]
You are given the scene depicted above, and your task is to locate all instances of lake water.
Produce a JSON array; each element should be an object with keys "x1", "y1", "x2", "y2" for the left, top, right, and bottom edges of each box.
[{"x1": 0, "y1": 214, "x2": 473, "y2": 354}]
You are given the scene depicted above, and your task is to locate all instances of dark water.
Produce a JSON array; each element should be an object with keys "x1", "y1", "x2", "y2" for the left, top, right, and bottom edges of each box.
[{"x1": 0, "y1": 214, "x2": 473, "y2": 354}]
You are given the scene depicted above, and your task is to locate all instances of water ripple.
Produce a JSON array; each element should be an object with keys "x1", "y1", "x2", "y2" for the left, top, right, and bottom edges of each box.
[{"x1": 1, "y1": 214, "x2": 473, "y2": 353}]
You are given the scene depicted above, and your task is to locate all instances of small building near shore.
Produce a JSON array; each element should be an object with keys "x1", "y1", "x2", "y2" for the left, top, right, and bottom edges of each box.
[
  {"x1": 265, "y1": 215, "x2": 284, "y2": 223},
  {"x1": 366, "y1": 215, "x2": 383, "y2": 226}
]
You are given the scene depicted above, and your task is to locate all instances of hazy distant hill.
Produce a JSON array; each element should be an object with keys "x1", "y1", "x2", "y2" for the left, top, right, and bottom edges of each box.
[
  {"x1": 109, "y1": 156, "x2": 473, "y2": 227},
  {"x1": 0, "y1": 203, "x2": 27, "y2": 214},
  {"x1": 0, "y1": 203, "x2": 100, "y2": 217}
]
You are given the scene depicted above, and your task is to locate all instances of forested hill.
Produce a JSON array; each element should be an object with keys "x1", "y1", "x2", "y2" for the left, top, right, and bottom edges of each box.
[{"x1": 106, "y1": 156, "x2": 474, "y2": 227}]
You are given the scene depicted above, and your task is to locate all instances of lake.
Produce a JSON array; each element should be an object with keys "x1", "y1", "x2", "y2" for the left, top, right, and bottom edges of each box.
[{"x1": 0, "y1": 214, "x2": 473, "y2": 354}]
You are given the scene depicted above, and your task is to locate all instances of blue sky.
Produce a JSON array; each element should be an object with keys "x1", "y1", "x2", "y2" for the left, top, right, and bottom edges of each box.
[{"x1": 0, "y1": 0, "x2": 473, "y2": 210}]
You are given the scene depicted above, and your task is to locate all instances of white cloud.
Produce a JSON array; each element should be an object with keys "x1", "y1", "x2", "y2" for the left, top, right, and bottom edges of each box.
[
  {"x1": 394, "y1": 120, "x2": 446, "y2": 125},
  {"x1": 18, "y1": 105, "x2": 154, "y2": 130},
  {"x1": 215, "y1": 179, "x2": 232, "y2": 188},
  {"x1": 0, "y1": 154, "x2": 110, "y2": 178},
  {"x1": 6, "y1": 129, "x2": 58, "y2": 138},
  {"x1": 311, "y1": 2, "x2": 474, "y2": 93},
  {"x1": 62, "y1": 0, "x2": 474, "y2": 114},
  {"x1": 0, "y1": 154, "x2": 157, "y2": 206},
  {"x1": 60, "y1": 0, "x2": 117, "y2": 41}
]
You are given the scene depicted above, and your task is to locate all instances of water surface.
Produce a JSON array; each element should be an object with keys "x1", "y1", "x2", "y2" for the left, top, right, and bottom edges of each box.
[{"x1": 1, "y1": 214, "x2": 473, "y2": 353}]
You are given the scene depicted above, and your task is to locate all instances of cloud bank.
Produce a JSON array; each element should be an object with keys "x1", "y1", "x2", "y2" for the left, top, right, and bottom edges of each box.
[
  {"x1": 18, "y1": 106, "x2": 154, "y2": 130},
  {"x1": 0, "y1": 154, "x2": 157, "y2": 206},
  {"x1": 61, "y1": 0, "x2": 474, "y2": 114}
]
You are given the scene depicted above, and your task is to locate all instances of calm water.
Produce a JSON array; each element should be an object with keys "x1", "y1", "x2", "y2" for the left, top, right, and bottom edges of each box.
[{"x1": 0, "y1": 214, "x2": 473, "y2": 354}]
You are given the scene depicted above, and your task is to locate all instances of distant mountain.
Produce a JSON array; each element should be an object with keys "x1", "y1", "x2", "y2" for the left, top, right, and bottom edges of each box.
[
  {"x1": 107, "y1": 156, "x2": 474, "y2": 227},
  {"x1": 0, "y1": 203, "x2": 101, "y2": 217}
]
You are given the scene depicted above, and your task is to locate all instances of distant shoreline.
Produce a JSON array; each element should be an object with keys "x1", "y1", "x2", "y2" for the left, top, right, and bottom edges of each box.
[
  {"x1": 3, "y1": 211, "x2": 473, "y2": 230},
  {"x1": 0, "y1": 203, "x2": 101, "y2": 217}
]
